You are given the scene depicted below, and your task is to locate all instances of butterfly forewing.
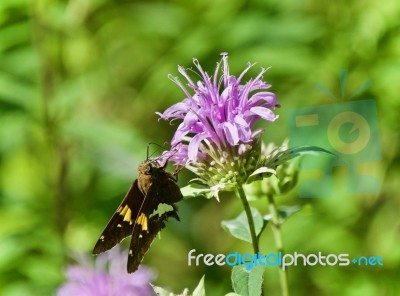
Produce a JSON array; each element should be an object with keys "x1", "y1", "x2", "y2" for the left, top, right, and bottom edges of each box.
[
  {"x1": 157, "y1": 176, "x2": 183, "y2": 204},
  {"x1": 93, "y1": 180, "x2": 144, "y2": 255},
  {"x1": 93, "y1": 160, "x2": 183, "y2": 273}
]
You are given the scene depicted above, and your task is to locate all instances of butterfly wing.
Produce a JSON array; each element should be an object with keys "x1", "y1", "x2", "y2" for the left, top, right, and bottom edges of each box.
[
  {"x1": 127, "y1": 204, "x2": 180, "y2": 273},
  {"x1": 127, "y1": 213, "x2": 165, "y2": 273},
  {"x1": 126, "y1": 173, "x2": 182, "y2": 273},
  {"x1": 93, "y1": 164, "x2": 183, "y2": 273},
  {"x1": 92, "y1": 180, "x2": 144, "y2": 255},
  {"x1": 157, "y1": 174, "x2": 183, "y2": 204}
]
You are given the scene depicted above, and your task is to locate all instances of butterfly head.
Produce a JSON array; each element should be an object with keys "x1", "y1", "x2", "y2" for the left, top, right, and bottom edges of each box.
[{"x1": 138, "y1": 159, "x2": 160, "y2": 176}]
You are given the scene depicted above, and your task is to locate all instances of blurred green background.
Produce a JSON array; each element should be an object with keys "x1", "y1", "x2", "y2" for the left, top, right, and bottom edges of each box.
[{"x1": 0, "y1": 0, "x2": 399, "y2": 295}]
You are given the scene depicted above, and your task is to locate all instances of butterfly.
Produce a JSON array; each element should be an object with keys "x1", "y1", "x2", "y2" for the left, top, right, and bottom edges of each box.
[{"x1": 92, "y1": 159, "x2": 183, "y2": 273}]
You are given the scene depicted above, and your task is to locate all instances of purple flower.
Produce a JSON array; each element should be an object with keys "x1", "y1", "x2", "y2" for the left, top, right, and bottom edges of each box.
[
  {"x1": 158, "y1": 53, "x2": 279, "y2": 164},
  {"x1": 57, "y1": 247, "x2": 155, "y2": 296},
  {"x1": 158, "y1": 53, "x2": 279, "y2": 197}
]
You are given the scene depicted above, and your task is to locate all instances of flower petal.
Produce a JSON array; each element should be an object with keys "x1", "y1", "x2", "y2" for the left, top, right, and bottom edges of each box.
[
  {"x1": 222, "y1": 122, "x2": 239, "y2": 145},
  {"x1": 234, "y1": 116, "x2": 252, "y2": 142},
  {"x1": 249, "y1": 92, "x2": 278, "y2": 107},
  {"x1": 250, "y1": 106, "x2": 278, "y2": 122},
  {"x1": 188, "y1": 133, "x2": 208, "y2": 161},
  {"x1": 156, "y1": 102, "x2": 188, "y2": 120}
]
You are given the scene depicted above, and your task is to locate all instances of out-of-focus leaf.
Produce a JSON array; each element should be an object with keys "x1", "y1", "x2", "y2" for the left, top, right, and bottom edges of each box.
[
  {"x1": 264, "y1": 146, "x2": 335, "y2": 169},
  {"x1": 231, "y1": 265, "x2": 265, "y2": 296},
  {"x1": 221, "y1": 208, "x2": 264, "y2": 243},
  {"x1": 192, "y1": 275, "x2": 205, "y2": 296},
  {"x1": 263, "y1": 205, "x2": 303, "y2": 226},
  {"x1": 246, "y1": 167, "x2": 276, "y2": 184}
]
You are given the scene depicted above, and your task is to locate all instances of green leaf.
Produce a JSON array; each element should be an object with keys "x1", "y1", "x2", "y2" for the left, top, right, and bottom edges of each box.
[
  {"x1": 193, "y1": 275, "x2": 206, "y2": 296},
  {"x1": 231, "y1": 265, "x2": 265, "y2": 296},
  {"x1": 265, "y1": 145, "x2": 335, "y2": 168},
  {"x1": 221, "y1": 208, "x2": 264, "y2": 243},
  {"x1": 263, "y1": 205, "x2": 302, "y2": 225},
  {"x1": 246, "y1": 166, "x2": 276, "y2": 184},
  {"x1": 181, "y1": 183, "x2": 212, "y2": 199}
]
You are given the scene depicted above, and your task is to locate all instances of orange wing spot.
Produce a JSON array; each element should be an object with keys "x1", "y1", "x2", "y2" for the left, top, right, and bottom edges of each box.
[{"x1": 137, "y1": 212, "x2": 148, "y2": 232}]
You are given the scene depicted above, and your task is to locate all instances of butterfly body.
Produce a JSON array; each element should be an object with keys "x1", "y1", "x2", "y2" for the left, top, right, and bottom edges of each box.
[{"x1": 93, "y1": 160, "x2": 182, "y2": 273}]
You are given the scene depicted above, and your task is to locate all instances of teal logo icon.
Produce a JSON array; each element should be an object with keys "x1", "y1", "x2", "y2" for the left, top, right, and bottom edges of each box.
[{"x1": 286, "y1": 70, "x2": 381, "y2": 198}]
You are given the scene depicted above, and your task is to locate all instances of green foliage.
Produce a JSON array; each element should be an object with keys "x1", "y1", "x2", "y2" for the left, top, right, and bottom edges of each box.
[
  {"x1": 246, "y1": 167, "x2": 276, "y2": 184},
  {"x1": 231, "y1": 265, "x2": 265, "y2": 296},
  {"x1": 263, "y1": 205, "x2": 302, "y2": 225},
  {"x1": 264, "y1": 146, "x2": 335, "y2": 168},
  {"x1": 192, "y1": 275, "x2": 206, "y2": 296},
  {"x1": 181, "y1": 183, "x2": 212, "y2": 199},
  {"x1": 221, "y1": 208, "x2": 264, "y2": 244}
]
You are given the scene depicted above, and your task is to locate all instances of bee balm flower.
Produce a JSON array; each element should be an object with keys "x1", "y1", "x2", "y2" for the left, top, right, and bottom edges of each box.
[{"x1": 158, "y1": 53, "x2": 279, "y2": 197}]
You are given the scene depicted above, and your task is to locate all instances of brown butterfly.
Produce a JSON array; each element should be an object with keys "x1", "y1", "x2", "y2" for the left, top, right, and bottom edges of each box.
[{"x1": 92, "y1": 159, "x2": 183, "y2": 273}]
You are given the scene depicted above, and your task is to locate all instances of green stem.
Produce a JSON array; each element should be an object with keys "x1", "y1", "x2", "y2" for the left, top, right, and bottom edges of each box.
[
  {"x1": 236, "y1": 185, "x2": 259, "y2": 254},
  {"x1": 266, "y1": 194, "x2": 289, "y2": 296}
]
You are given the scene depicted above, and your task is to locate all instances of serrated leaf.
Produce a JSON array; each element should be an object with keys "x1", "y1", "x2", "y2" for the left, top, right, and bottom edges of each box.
[
  {"x1": 221, "y1": 208, "x2": 264, "y2": 243},
  {"x1": 231, "y1": 265, "x2": 265, "y2": 296},
  {"x1": 181, "y1": 183, "x2": 211, "y2": 199},
  {"x1": 192, "y1": 275, "x2": 206, "y2": 296}
]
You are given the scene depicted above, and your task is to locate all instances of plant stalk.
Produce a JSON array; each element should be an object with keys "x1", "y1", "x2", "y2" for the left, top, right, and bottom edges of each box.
[
  {"x1": 266, "y1": 194, "x2": 289, "y2": 296},
  {"x1": 236, "y1": 185, "x2": 259, "y2": 254}
]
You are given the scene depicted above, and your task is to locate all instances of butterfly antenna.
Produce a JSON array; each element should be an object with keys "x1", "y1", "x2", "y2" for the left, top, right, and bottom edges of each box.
[{"x1": 147, "y1": 142, "x2": 168, "y2": 160}]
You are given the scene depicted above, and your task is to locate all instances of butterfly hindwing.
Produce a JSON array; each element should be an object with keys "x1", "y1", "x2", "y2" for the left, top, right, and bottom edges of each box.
[
  {"x1": 126, "y1": 172, "x2": 181, "y2": 273},
  {"x1": 92, "y1": 180, "x2": 144, "y2": 255},
  {"x1": 127, "y1": 213, "x2": 164, "y2": 273}
]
